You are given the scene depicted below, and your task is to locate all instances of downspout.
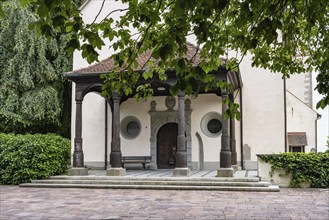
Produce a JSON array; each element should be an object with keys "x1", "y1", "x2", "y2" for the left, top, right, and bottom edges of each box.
[
  {"x1": 105, "y1": 99, "x2": 108, "y2": 170},
  {"x1": 315, "y1": 114, "x2": 321, "y2": 153},
  {"x1": 239, "y1": 88, "x2": 244, "y2": 170},
  {"x1": 283, "y1": 77, "x2": 287, "y2": 152}
]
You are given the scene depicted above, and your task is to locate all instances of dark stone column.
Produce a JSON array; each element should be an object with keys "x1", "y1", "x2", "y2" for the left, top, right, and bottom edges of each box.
[
  {"x1": 220, "y1": 93, "x2": 231, "y2": 168},
  {"x1": 229, "y1": 95, "x2": 237, "y2": 166},
  {"x1": 230, "y1": 117, "x2": 237, "y2": 165},
  {"x1": 217, "y1": 93, "x2": 233, "y2": 177},
  {"x1": 110, "y1": 92, "x2": 122, "y2": 168},
  {"x1": 173, "y1": 91, "x2": 190, "y2": 176},
  {"x1": 68, "y1": 95, "x2": 88, "y2": 176},
  {"x1": 107, "y1": 92, "x2": 125, "y2": 176},
  {"x1": 176, "y1": 91, "x2": 187, "y2": 168},
  {"x1": 73, "y1": 100, "x2": 84, "y2": 167}
]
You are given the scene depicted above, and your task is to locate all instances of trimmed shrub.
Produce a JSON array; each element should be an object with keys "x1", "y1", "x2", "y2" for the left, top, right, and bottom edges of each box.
[
  {"x1": 259, "y1": 152, "x2": 329, "y2": 188},
  {"x1": 0, "y1": 133, "x2": 70, "y2": 184}
]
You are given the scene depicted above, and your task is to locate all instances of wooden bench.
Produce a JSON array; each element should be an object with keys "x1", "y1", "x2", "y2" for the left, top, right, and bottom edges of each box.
[{"x1": 121, "y1": 156, "x2": 151, "y2": 170}]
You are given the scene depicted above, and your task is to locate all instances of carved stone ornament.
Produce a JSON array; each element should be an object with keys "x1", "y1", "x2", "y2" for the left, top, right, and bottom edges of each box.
[
  {"x1": 150, "y1": 101, "x2": 156, "y2": 111},
  {"x1": 165, "y1": 96, "x2": 176, "y2": 110}
]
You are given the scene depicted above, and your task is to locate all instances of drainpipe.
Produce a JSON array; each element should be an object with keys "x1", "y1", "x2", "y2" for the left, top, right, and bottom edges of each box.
[
  {"x1": 239, "y1": 88, "x2": 244, "y2": 170},
  {"x1": 283, "y1": 77, "x2": 287, "y2": 152},
  {"x1": 315, "y1": 114, "x2": 321, "y2": 153},
  {"x1": 105, "y1": 99, "x2": 108, "y2": 170}
]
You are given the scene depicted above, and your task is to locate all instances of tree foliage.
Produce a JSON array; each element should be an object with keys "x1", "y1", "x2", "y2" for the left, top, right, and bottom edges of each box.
[
  {"x1": 0, "y1": 0, "x2": 72, "y2": 136},
  {"x1": 1, "y1": 0, "x2": 328, "y2": 109}
]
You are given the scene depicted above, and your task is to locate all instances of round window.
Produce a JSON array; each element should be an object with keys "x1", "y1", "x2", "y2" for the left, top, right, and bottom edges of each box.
[
  {"x1": 207, "y1": 119, "x2": 222, "y2": 134},
  {"x1": 121, "y1": 116, "x2": 141, "y2": 139},
  {"x1": 126, "y1": 121, "x2": 140, "y2": 136},
  {"x1": 200, "y1": 112, "x2": 222, "y2": 137}
]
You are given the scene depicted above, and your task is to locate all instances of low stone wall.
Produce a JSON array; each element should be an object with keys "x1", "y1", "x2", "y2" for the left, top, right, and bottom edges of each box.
[{"x1": 257, "y1": 156, "x2": 292, "y2": 187}]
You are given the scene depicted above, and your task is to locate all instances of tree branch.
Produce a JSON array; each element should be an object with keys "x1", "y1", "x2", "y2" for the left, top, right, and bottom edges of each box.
[{"x1": 90, "y1": 0, "x2": 106, "y2": 25}]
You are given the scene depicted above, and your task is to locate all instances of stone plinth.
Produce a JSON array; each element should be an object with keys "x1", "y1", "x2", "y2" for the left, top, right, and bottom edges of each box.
[
  {"x1": 232, "y1": 165, "x2": 240, "y2": 172},
  {"x1": 217, "y1": 167, "x2": 234, "y2": 177},
  {"x1": 106, "y1": 167, "x2": 126, "y2": 176},
  {"x1": 68, "y1": 167, "x2": 88, "y2": 176},
  {"x1": 172, "y1": 168, "x2": 190, "y2": 177}
]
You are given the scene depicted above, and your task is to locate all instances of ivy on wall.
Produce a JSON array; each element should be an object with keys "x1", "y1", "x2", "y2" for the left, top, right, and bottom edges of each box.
[{"x1": 259, "y1": 152, "x2": 329, "y2": 188}]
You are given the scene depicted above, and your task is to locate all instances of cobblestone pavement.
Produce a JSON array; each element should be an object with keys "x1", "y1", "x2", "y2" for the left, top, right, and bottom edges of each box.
[{"x1": 0, "y1": 186, "x2": 328, "y2": 220}]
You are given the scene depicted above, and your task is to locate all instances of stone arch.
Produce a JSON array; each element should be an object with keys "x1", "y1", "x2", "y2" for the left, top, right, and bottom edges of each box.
[{"x1": 148, "y1": 98, "x2": 192, "y2": 170}]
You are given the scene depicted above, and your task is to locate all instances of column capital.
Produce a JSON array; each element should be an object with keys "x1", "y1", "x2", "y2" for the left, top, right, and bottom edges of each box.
[
  {"x1": 112, "y1": 92, "x2": 121, "y2": 102},
  {"x1": 178, "y1": 90, "x2": 185, "y2": 98}
]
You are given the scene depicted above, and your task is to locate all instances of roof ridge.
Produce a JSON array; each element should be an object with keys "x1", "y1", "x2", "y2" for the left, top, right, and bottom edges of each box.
[{"x1": 69, "y1": 43, "x2": 202, "y2": 75}]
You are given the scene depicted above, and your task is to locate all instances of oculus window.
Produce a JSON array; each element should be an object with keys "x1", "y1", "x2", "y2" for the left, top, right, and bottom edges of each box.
[
  {"x1": 201, "y1": 112, "x2": 222, "y2": 137},
  {"x1": 121, "y1": 116, "x2": 141, "y2": 139}
]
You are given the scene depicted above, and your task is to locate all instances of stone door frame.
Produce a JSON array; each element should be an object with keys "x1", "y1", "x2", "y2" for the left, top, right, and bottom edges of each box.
[{"x1": 148, "y1": 98, "x2": 192, "y2": 169}]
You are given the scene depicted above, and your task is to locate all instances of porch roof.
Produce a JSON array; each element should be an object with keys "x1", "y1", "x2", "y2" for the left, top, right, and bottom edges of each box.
[
  {"x1": 69, "y1": 42, "x2": 204, "y2": 75},
  {"x1": 64, "y1": 43, "x2": 242, "y2": 99}
]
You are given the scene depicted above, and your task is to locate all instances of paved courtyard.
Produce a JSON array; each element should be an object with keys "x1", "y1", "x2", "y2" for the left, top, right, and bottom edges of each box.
[{"x1": 0, "y1": 185, "x2": 328, "y2": 220}]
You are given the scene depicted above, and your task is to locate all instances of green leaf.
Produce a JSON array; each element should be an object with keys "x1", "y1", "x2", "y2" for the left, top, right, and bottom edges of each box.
[
  {"x1": 37, "y1": 3, "x2": 49, "y2": 18},
  {"x1": 159, "y1": 44, "x2": 172, "y2": 60},
  {"x1": 0, "y1": 6, "x2": 4, "y2": 17}
]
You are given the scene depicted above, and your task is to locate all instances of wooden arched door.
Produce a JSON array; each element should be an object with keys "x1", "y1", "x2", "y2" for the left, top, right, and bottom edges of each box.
[{"x1": 157, "y1": 123, "x2": 178, "y2": 169}]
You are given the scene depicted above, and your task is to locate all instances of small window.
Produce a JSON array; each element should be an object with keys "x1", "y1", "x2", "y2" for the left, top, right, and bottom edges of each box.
[
  {"x1": 121, "y1": 116, "x2": 141, "y2": 139},
  {"x1": 289, "y1": 146, "x2": 305, "y2": 153},
  {"x1": 207, "y1": 119, "x2": 222, "y2": 134},
  {"x1": 126, "y1": 121, "x2": 140, "y2": 136}
]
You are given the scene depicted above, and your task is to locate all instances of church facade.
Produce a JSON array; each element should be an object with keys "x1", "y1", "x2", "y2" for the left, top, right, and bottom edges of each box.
[{"x1": 65, "y1": 0, "x2": 320, "y2": 176}]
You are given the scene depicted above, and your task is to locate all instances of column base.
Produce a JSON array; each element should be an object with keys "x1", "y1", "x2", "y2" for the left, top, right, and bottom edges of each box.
[
  {"x1": 172, "y1": 167, "x2": 190, "y2": 177},
  {"x1": 106, "y1": 167, "x2": 126, "y2": 176},
  {"x1": 216, "y1": 167, "x2": 234, "y2": 177},
  {"x1": 148, "y1": 163, "x2": 158, "y2": 170},
  {"x1": 68, "y1": 167, "x2": 88, "y2": 176},
  {"x1": 231, "y1": 165, "x2": 240, "y2": 172}
]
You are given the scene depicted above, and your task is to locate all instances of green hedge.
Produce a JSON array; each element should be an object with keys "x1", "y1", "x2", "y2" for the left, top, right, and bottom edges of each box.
[
  {"x1": 0, "y1": 133, "x2": 70, "y2": 185},
  {"x1": 259, "y1": 152, "x2": 329, "y2": 188}
]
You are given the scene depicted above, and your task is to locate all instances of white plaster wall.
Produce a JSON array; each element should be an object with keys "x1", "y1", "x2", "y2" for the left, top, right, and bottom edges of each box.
[
  {"x1": 70, "y1": 84, "x2": 76, "y2": 162},
  {"x1": 287, "y1": 91, "x2": 318, "y2": 152},
  {"x1": 286, "y1": 72, "x2": 312, "y2": 107},
  {"x1": 120, "y1": 98, "x2": 152, "y2": 156},
  {"x1": 82, "y1": 93, "x2": 106, "y2": 164},
  {"x1": 239, "y1": 54, "x2": 285, "y2": 163},
  {"x1": 70, "y1": 87, "x2": 107, "y2": 168},
  {"x1": 189, "y1": 94, "x2": 222, "y2": 164},
  {"x1": 74, "y1": 0, "x2": 128, "y2": 70}
]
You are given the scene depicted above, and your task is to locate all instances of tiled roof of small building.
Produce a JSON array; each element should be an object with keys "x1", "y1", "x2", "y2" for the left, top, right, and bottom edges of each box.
[
  {"x1": 68, "y1": 43, "x2": 206, "y2": 75},
  {"x1": 287, "y1": 132, "x2": 308, "y2": 146}
]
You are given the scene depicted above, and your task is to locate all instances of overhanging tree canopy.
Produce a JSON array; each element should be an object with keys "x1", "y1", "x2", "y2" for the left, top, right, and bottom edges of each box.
[{"x1": 1, "y1": 0, "x2": 328, "y2": 110}]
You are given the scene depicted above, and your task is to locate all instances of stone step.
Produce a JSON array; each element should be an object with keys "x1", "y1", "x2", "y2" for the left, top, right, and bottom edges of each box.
[
  {"x1": 20, "y1": 183, "x2": 280, "y2": 192},
  {"x1": 29, "y1": 179, "x2": 270, "y2": 187},
  {"x1": 48, "y1": 175, "x2": 260, "y2": 182}
]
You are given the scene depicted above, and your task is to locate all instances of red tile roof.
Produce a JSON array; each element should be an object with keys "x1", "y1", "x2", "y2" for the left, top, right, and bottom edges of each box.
[{"x1": 69, "y1": 42, "x2": 205, "y2": 74}]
